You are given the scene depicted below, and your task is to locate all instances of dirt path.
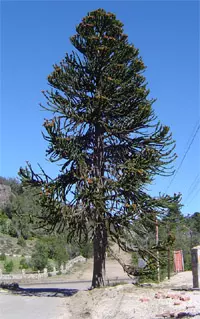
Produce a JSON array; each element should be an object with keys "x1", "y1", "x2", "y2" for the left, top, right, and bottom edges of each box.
[{"x1": 63, "y1": 271, "x2": 200, "y2": 319}]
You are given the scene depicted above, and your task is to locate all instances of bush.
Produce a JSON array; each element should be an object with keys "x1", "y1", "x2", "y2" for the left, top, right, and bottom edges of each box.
[
  {"x1": 17, "y1": 237, "x2": 26, "y2": 247},
  {"x1": 19, "y1": 257, "x2": 29, "y2": 269},
  {"x1": 31, "y1": 241, "x2": 48, "y2": 271},
  {"x1": 0, "y1": 253, "x2": 6, "y2": 261},
  {"x1": 4, "y1": 260, "x2": 14, "y2": 273},
  {"x1": 46, "y1": 237, "x2": 69, "y2": 267},
  {"x1": 79, "y1": 242, "x2": 93, "y2": 259},
  {"x1": 47, "y1": 262, "x2": 54, "y2": 272}
]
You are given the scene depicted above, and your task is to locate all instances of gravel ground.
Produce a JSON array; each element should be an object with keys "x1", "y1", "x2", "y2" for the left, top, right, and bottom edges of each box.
[{"x1": 65, "y1": 284, "x2": 200, "y2": 319}]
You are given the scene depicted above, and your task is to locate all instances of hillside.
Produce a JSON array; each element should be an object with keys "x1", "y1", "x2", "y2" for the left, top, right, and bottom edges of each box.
[
  {"x1": 0, "y1": 233, "x2": 35, "y2": 257},
  {"x1": 0, "y1": 184, "x2": 12, "y2": 209}
]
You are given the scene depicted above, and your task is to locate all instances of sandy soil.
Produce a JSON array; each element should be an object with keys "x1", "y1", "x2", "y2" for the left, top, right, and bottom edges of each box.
[{"x1": 60, "y1": 271, "x2": 200, "y2": 319}]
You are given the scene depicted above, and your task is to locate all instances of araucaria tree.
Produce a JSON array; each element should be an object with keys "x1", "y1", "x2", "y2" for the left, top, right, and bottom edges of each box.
[{"x1": 20, "y1": 9, "x2": 179, "y2": 288}]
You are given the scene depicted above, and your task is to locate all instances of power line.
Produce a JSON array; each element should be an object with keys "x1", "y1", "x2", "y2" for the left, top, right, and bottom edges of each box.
[
  {"x1": 187, "y1": 186, "x2": 200, "y2": 206},
  {"x1": 184, "y1": 174, "x2": 200, "y2": 203},
  {"x1": 166, "y1": 122, "x2": 200, "y2": 192},
  {"x1": 185, "y1": 120, "x2": 200, "y2": 148}
]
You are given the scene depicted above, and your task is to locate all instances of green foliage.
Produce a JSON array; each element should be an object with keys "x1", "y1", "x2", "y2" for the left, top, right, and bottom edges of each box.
[
  {"x1": 0, "y1": 253, "x2": 6, "y2": 261},
  {"x1": 131, "y1": 253, "x2": 139, "y2": 267},
  {"x1": 79, "y1": 242, "x2": 93, "y2": 259},
  {"x1": 46, "y1": 237, "x2": 69, "y2": 267},
  {"x1": 19, "y1": 257, "x2": 29, "y2": 269},
  {"x1": 31, "y1": 241, "x2": 48, "y2": 271},
  {"x1": 17, "y1": 237, "x2": 26, "y2": 247},
  {"x1": 18, "y1": 9, "x2": 182, "y2": 286},
  {"x1": 47, "y1": 262, "x2": 54, "y2": 272},
  {"x1": 0, "y1": 211, "x2": 10, "y2": 234},
  {"x1": 19, "y1": 9, "x2": 178, "y2": 238},
  {"x1": 4, "y1": 260, "x2": 14, "y2": 273}
]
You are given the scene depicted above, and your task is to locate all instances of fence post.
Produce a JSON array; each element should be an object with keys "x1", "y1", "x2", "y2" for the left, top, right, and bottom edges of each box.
[{"x1": 191, "y1": 245, "x2": 200, "y2": 288}]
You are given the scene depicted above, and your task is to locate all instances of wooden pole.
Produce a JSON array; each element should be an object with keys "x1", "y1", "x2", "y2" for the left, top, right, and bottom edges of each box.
[
  {"x1": 167, "y1": 226, "x2": 171, "y2": 280},
  {"x1": 168, "y1": 246, "x2": 171, "y2": 280},
  {"x1": 155, "y1": 217, "x2": 160, "y2": 282}
]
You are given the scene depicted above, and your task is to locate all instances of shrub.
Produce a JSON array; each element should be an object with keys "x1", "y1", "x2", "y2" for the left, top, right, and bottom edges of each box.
[
  {"x1": 0, "y1": 253, "x2": 6, "y2": 261},
  {"x1": 4, "y1": 260, "x2": 14, "y2": 273},
  {"x1": 79, "y1": 242, "x2": 93, "y2": 259},
  {"x1": 31, "y1": 241, "x2": 48, "y2": 271},
  {"x1": 19, "y1": 257, "x2": 29, "y2": 269},
  {"x1": 17, "y1": 237, "x2": 26, "y2": 247},
  {"x1": 47, "y1": 262, "x2": 54, "y2": 272}
]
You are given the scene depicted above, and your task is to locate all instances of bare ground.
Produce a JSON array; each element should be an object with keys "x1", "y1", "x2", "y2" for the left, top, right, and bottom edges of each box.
[{"x1": 59, "y1": 271, "x2": 200, "y2": 319}]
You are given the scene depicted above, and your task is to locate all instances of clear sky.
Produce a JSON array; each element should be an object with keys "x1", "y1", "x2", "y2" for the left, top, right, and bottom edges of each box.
[{"x1": 1, "y1": 1, "x2": 199, "y2": 215}]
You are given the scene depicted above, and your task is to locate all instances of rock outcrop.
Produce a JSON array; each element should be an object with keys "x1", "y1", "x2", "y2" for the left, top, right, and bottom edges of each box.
[{"x1": 0, "y1": 184, "x2": 12, "y2": 209}]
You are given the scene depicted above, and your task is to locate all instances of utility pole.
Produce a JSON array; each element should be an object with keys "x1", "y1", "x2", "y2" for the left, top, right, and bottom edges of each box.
[
  {"x1": 167, "y1": 225, "x2": 171, "y2": 280},
  {"x1": 155, "y1": 217, "x2": 160, "y2": 282}
]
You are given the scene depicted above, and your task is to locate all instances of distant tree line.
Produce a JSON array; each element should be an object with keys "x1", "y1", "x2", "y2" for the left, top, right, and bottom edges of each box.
[{"x1": 0, "y1": 176, "x2": 93, "y2": 272}]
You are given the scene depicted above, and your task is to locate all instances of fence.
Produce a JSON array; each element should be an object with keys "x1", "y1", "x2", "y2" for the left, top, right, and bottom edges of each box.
[{"x1": 0, "y1": 255, "x2": 86, "y2": 281}]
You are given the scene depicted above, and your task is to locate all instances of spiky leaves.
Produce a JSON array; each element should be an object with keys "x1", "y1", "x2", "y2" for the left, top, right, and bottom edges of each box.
[{"x1": 19, "y1": 9, "x2": 179, "y2": 287}]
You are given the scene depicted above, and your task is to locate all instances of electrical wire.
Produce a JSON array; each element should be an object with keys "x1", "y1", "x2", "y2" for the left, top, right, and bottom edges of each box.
[
  {"x1": 184, "y1": 174, "x2": 200, "y2": 203},
  {"x1": 165, "y1": 122, "x2": 200, "y2": 192},
  {"x1": 187, "y1": 186, "x2": 200, "y2": 206}
]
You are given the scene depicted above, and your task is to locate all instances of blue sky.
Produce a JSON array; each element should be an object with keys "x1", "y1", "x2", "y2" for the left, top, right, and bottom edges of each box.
[{"x1": 1, "y1": 1, "x2": 199, "y2": 215}]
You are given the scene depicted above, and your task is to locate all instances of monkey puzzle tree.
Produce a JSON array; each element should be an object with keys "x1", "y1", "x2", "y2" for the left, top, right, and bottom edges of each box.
[{"x1": 19, "y1": 9, "x2": 179, "y2": 288}]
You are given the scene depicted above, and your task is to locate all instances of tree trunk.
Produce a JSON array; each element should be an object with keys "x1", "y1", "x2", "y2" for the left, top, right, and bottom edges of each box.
[
  {"x1": 91, "y1": 222, "x2": 107, "y2": 288},
  {"x1": 91, "y1": 121, "x2": 106, "y2": 288}
]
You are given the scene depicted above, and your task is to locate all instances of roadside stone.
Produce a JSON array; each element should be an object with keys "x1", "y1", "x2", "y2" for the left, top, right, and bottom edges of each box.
[
  {"x1": 179, "y1": 296, "x2": 190, "y2": 301},
  {"x1": 158, "y1": 311, "x2": 171, "y2": 318},
  {"x1": 174, "y1": 301, "x2": 181, "y2": 305},
  {"x1": 139, "y1": 297, "x2": 150, "y2": 302},
  {"x1": 186, "y1": 305, "x2": 195, "y2": 309}
]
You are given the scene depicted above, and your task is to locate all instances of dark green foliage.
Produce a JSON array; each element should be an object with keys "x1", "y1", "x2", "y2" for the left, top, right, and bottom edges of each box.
[
  {"x1": 0, "y1": 210, "x2": 10, "y2": 234},
  {"x1": 19, "y1": 9, "x2": 181, "y2": 287},
  {"x1": 79, "y1": 242, "x2": 93, "y2": 258},
  {"x1": 46, "y1": 237, "x2": 69, "y2": 267},
  {"x1": 19, "y1": 257, "x2": 29, "y2": 269},
  {"x1": 47, "y1": 263, "x2": 54, "y2": 272},
  {"x1": 31, "y1": 241, "x2": 48, "y2": 271},
  {"x1": 0, "y1": 183, "x2": 43, "y2": 239},
  {"x1": 4, "y1": 260, "x2": 14, "y2": 273},
  {"x1": 17, "y1": 237, "x2": 26, "y2": 247},
  {"x1": 0, "y1": 253, "x2": 6, "y2": 261}
]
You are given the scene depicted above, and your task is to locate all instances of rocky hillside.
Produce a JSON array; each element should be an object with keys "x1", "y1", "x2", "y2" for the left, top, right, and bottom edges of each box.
[
  {"x1": 0, "y1": 233, "x2": 35, "y2": 257},
  {"x1": 0, "y1": 184, "x2": 12, "y2": 209}
]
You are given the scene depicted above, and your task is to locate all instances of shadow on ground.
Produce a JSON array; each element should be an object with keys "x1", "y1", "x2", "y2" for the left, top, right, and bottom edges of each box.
[{"x1": 0, "y1": 283, "x2": 79, "y2": 297}]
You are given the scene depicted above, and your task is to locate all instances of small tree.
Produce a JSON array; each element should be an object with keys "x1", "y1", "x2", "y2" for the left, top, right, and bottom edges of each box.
[
  {"x1": 31, "y1": 241, "x2": 48, "y2": 271},
  {"x1": 19, "y1": 9, "x2": 179, "y2": 288},
  {"x1": 47, "y1": 237, "x2": 69, "y2": 268},
  {"x1": 4, "y1": 260, "x2": 14, "y2": 273}
]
